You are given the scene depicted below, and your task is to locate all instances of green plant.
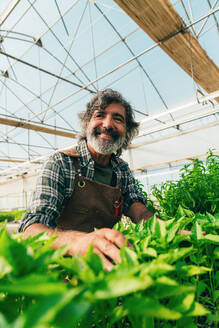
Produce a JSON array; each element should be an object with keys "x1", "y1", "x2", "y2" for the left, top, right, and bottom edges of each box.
[
  {"x1": 135, "y1": 179, "x2": 157, "y2": 215},
  {"x1": 0, "y1": 210, "x2": 26, "y2": 223},
  {"x1": 0, "y1": 209, "x2": 218, "y2": 327},
  {"x1": 0, "y1": 151, "x2": 218, "y2": 327},
  {"x1": 151, "y1": 151, "x2": 219, "y2": 217}
]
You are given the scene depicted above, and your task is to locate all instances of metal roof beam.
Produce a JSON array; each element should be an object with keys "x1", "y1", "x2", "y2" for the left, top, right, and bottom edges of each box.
[
  {"x1": 115, "y1": 0, "x2": 219, "y2": 102},
  {"x1": 0, "y1": 158, "x2": 42, "y2": 164},
  {"x1": 0, "y1": 117, "x2": 77, "y2": 139},
  {"x1": 0, "y1": 0, "x2": 21, "y2": 26},
  {"x1": 134, "y1": 149, "x2": 219, "y2": 171}
]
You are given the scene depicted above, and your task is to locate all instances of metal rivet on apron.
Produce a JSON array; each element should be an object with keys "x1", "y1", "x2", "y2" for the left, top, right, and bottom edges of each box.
[{"x1": 78, "y1": 181, "x2": 86, "y2": 188}]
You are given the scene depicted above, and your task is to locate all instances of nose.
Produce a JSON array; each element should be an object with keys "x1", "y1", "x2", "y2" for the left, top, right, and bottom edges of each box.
[{"x1": 102, "y1": 115, "x2": 113, "y2": 129}]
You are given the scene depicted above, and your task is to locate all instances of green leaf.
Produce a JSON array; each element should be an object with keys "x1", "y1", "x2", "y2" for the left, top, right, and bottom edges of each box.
[
  {"x1": 124, "y1": 296, "x2": 182, "y2": 320},
  {"x1": 166, "y1": 221, "x2": 181, "y2": 243},
  {"x1": 156, "y1": 276, "x2": 178, "y2": 286},
  {"x1": 56, "y1": 255, "x2": 86, "y2": 273},
  {"x1": 135, "y1": 219, "x2": 145, "y2": 232},
  {"x1": 0, "y1": 256, "x2": 12, "y2": 278},
  {"x1": 180, "y1": 265, "x2": 211, "y2": 276},
  {"x1": 0, "y1": 314, "x2": 10, "y2": 328},
  {"x1": 186, "y1": 302, "x2": 210, "y2": 316},
  {"x1": 141, "y1": 247, "x2": 157, "y2": 258},
  {"x1": 196, "y1": 280, "x2": 208, "y2": 297},
  {"x1": 93, "y1": 274, "x2": 153, "y2": 299},
  {"x1": 0, "y1": 273, "x2": 68, "y2": 295},
  {"x1": 120, "y1": 246, "x2": 138, "y2": 267},
  {"x1": 155, "y1": 219, "x2": 166, "y2": 239},
  {"x1": 145, "y1": 261, "x2": 175, "y2": 277},
  {"x1": 204, "y1": 234, "x2": 219, "y2": 244},
  {"x1": 176, "y1": 316, "x2": 198, "y2": 327},
  {"x1": 159, "y1": 247, "x2": 193, "y2": 264},
  {"x1": 139, "y1": 236, "x2": 151, "y2": 250},
  {"x1": 109, "y1": 305, "x2": 128, "y2": 326},
  {"x1": 176, "y1": 206, "x2": 194, "y2": 219},
  {"x1": 0, "y1": 229, "x2": 34, "y2": 277},
  {"x1": 148, "y1": 216, "x2": 157, "y2": 234},
  {"x1": 207, "y1": 314, "x2": 219, "y2": 323},
  {"x1": 84, "y1": 245, "x2": 104, "y2": 275},
  {"x1": 214, "y1": 247, "x2": 219, "y2": 258},
  {"x1": 191, "y1": 222, "x2": 203, "y2": 241},
  {"x1": 55, "y1": 298, "x2": 91, "y2": 328},
  {"x1": 173, "y1": 293, "x2": 195, "y2": 313},
  {"x1": 154, "y1": 276, "x2": 195, "y2": 298},
  {"x1": 57, "y1": 256, "x2": 97, "y2": 284},
  {"x1": 23, "y1": 288, "x2": 85, "y2": 328},
  {"x1": 213, "y1": 289, "x2": 219, "y2": 301}
]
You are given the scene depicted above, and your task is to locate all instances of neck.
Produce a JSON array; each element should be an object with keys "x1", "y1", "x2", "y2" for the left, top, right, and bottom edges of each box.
[{"x1": 87, "y1": 143, "x2": 111, "y2": 166}]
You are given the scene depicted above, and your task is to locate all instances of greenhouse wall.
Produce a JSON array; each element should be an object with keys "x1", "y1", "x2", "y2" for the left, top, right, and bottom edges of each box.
[
  {"x1": 0, "y1": 172, "x2": 38, "y2": 211},
  {"x1": 0, "y1": 164, "x2": 185, "y2": 211}
]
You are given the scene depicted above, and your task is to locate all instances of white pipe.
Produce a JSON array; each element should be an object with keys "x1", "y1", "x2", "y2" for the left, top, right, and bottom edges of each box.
[
  {"x1": 140, "y1": 90, "x2": 219, "y2": 125},
  {"x1": 136, "y1": 168, "x2": 180, "y2": 179},
  {"x1": 139, "y1": 104, "x2": 219, "y2": 137},
  {"x1": 0, "y1": 142, "x2": 77, "y2": 177}
]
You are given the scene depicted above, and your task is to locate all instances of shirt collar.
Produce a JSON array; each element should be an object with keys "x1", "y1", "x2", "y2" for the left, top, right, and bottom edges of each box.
[{"x1": 76, "y1": 139, "x2": 93, "y2": 167}]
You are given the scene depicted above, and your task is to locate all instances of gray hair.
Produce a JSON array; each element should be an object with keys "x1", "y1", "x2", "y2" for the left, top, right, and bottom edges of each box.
[{"x1": 78, "y1": 89, "x2": 139, "y2": 156}]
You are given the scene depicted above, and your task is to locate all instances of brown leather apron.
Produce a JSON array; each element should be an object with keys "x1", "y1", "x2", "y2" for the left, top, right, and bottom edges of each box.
[{"x1": 57, "y1": 151, "x2": 123, "y2": 233}]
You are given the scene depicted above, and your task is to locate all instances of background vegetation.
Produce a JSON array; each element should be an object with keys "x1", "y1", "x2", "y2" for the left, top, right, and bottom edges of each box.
[{"x1": 0, "y1": 210, "x2": 26, "y2": 223}]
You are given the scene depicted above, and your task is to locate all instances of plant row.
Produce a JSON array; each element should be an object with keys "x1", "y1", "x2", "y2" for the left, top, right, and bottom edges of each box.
[{"x1": 0, "y1": 207, "x2": 218, "y2": 327}]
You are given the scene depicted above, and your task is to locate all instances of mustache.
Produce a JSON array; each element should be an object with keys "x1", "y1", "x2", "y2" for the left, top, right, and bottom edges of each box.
[{"x1": 93, "y1": 127, "x2": 120, "y2": 139}]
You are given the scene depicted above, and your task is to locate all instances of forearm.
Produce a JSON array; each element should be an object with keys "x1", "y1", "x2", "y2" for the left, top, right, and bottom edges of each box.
[
  {"x1": 127, "y1": 202, "x2": 153, "y2": 223},
  {"x1": 22, "y1": 223, "x2": 86, "y2": 255},
  {"x1": 22, "y1": 223, "x2": 128, "y2": 271}
]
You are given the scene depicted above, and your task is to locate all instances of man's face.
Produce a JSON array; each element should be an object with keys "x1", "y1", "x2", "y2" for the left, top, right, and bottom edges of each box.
[{"x1": 86, "y1": 103, "x2": 126, "y2": 155}]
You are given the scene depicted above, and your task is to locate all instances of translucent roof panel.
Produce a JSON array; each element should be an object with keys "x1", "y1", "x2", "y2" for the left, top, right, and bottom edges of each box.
[{"x1": 0, "y1": 0, "x2": 218, "y2": 177}]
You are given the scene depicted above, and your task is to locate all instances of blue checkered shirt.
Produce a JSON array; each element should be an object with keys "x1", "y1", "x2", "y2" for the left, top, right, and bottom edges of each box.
[{"x1": 19, "y1": 140, "x2": 146, "y2": 232}]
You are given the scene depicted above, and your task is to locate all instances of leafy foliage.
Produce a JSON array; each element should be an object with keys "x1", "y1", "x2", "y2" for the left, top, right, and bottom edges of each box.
[
  {"x1": 0, "y1": 209, "x2": 218, "y2": 327},
  {"x1": 151, "y1": 151, "x2": 219, "y2": 217},
  {"x1": 0, "y1": 151, "x2": 218, "y2": 327},
  {"x1": 0, "y1": 210, "x2": 26, "y2": 222}
]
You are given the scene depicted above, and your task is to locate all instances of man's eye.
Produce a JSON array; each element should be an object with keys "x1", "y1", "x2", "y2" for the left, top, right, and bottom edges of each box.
[
  {"x1": 114, "y1": 117, "x2": 123, "y2": 122},
  {"x1": 95, "y1": 113, "x2": 104, "y2": 118}
]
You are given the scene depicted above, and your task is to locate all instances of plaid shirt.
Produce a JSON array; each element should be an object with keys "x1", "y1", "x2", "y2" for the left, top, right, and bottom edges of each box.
[{"x1": 19, "y1": 140, "x2": 146, "y2": 232}]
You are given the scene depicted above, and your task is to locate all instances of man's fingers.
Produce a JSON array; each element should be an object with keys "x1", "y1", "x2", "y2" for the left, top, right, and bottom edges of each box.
[
  {"x1": 178, "y1": 229, "x2": 192, "y2": 235},
  {"x1": 97, "y1": 228, "x2": 126, "y2": 249},
  {"x1": 93, "y1": 248, "x2": 114, "y2": 271},
  {"x1": 178, "y1": 229, "x2": 205, "y2": 235},
  {"x1": 95, "y1": 237, "x2": 121, "y2": 264}
]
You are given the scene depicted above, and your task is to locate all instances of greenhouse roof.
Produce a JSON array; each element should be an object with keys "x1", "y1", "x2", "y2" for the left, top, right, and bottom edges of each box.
[{"x1": 0, "y1": 0, "x2": 218, "y2": 180}]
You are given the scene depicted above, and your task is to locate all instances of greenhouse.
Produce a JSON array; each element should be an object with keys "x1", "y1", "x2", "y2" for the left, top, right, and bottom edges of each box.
[{"x1": 0, "y1": 0, "x2": 218, "y2": 327}]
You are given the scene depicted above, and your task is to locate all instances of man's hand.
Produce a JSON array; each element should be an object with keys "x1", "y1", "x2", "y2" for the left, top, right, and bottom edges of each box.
[
  {"x1": 22, "y1": 224, "x2": 127, "y2": 271},
  {"x1": 178, "y1": 229, "x2": 205, "y2": 235},
  {"x1": 69, "y1": 228, "x2": 126, "y2": 271},
  {"x1": 127, "y1": 202, "x2": 153, "y2": 223}
]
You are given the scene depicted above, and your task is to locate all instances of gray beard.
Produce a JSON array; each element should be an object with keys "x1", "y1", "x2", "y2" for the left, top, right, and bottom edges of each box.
[{"x1": 86, "y1": 129, "x2": 125, "y2": 155}]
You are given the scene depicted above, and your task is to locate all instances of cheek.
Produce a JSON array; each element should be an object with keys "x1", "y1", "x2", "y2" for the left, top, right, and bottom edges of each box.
[
  {"x1": 86, "y1": 122, "x2": 95, "y2": 131},
  {"x1": 118, "y1": 125, "x2": 126, "y2": 136}
]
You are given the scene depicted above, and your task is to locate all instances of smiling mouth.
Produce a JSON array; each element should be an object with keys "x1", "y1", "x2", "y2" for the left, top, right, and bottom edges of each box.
[
  {"x1": 94, "y1": 127, "x2": 119, "y2": 141},
  {"x1": 99, "y1": 132, "x2": 113, "y2": 140}
]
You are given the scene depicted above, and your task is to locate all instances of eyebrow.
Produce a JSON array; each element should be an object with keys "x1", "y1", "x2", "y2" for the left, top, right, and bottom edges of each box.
[
  {"x1": 113, "y1": 113, "x2": 125, "y2": 122},
  {"x1": 94, "y1": 110, "x2": 125, "y2": 122}
]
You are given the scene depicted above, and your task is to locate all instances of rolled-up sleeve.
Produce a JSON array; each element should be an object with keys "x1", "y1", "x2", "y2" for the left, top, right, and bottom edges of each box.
[
  {"x1": 19, "y1": 152, "x2": 72, "y2": 232},
  {"x1": 119, "y1": 162, "x2": 146, "y2": 214}
]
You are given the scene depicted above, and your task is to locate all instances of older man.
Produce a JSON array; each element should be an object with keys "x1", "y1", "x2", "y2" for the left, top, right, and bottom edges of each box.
[{"x1": 19, "y1": 89, "x2": 152, "y2": 270}]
